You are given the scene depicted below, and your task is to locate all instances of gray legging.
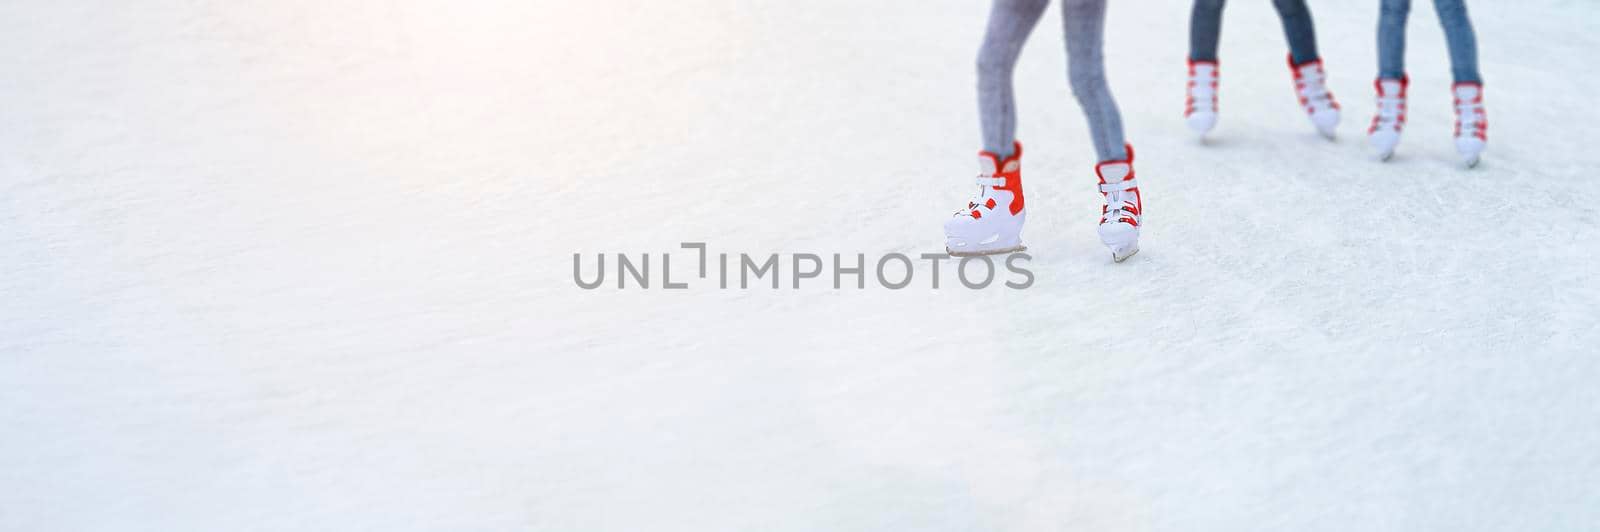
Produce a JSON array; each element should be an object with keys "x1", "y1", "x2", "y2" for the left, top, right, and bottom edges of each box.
[{"x1": 977, "y1": 0, "x2": 1127, "y2": 162}]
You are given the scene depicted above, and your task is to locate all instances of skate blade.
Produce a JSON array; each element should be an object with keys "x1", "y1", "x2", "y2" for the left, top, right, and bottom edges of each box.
[
  {"x1": 1463, "y1": 155, "x2": 1480, "y2": 168},
  {"x1": 1377, "y1": 150, "x2": 1394, "y2": 162},
  {"x1": 946, "y1": 244, "x2": 1026, "y2": 257},
  {"x1": 1111, "y1": 246, "x2": 1139, "y2": 263}
]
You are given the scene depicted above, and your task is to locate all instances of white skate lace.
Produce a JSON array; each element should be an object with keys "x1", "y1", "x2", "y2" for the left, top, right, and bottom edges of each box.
[
  {"x1": 1189, "y1": 70, "x2": 1217, "y2": 113},
  {"x1": 1375, "y1": 93, "x2": 1404, "y2": 129},
  {"x1": 1297, "y1": 68, "x2": 1333, "y2": 109},
  {"x1": 1104, "y1": 199, "x2": 1128, "y2": 222},
  {"x1": 1098, "y1": 180, "x2": 1137, "y2": 224},
  {"x1": 1456, "y1": 98, "x2": 1484, "y2": 138},
  {"x1": 957, "y1": 175, "x2": 1006, "y2": 213},
  {"x1": 1103, "y1": 198, "x2": 1134, "y2": 225}
]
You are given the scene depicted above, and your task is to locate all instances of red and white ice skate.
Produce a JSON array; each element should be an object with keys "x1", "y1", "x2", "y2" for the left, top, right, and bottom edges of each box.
[
  {"x1": 1368, "y1": 76, "x2": 1408, "y2": 161},
  {"x1": 1096, "y1": 145, "x2": 1142, "y2": 263},
  {"x1": 944, "y1": 141, "x2": 1026, "y2": 256},
  {"x1": 1453, "y1": 82, "x2": 1487, "y2": 167},
  {"x1": 1289, "y1": 55, "x2": 1341, "y2": 139},
  {"x1": 1186, "y1": 59, "x2": 1220, "y2": 137}
]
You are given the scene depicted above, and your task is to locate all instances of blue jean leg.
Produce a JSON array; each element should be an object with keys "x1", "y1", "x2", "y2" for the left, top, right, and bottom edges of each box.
[
  {"x1": 976, "y1": 0, "x2": 1050, "y2": 158},
  {"x1": 978, "y1": 0, "x2": 1126, "y2": 162},
  {"x1": 1190, "y1": 0, "x2": 1320, "y2": 64},
  {"x1": 1189, "y1": 0, "x2": 1226, "y2": 62},
  {"x1": 1274, "y1": 0, "x2": 1321, "y2": 65},
  {"x1": 1377, "y1": 0, "x2": 1409, "y2": 79},
  {"x1": 1378, "y1": 0, "x2": 1481, "y2": 83},
  {"x1": 1433, "y1": 0, "x2": 1481, "y2": 83},
  {"x1": 1062, "y1": 0, "x2": 1128, "y2": 161}
]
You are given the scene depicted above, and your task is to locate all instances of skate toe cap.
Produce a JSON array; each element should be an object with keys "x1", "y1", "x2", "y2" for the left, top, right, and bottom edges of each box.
[
  {"x1": 1368, "y1": 131, "x2": 1400, "y2": 152},
  {"x1": 1311, "y1": 109, "x2": 1340, "y2": 135},
  {"x1": 943, "y1": 214, "x2": 974, "y2": 235},
  {"x1": 943, "y1": 218, "x2": 979, "y2": 247},
  {"x1": 1096, "y1": 222, "x2": 1139, "y2": 247}
]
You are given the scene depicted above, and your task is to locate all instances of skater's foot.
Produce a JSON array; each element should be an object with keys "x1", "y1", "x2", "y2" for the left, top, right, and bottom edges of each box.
[
  {"x1": 1368, "y1": 76, "x2": 1408, "y2": 161},
  {"x1": 1186, "y1": 59, "x2": 1219, "y2": 137},
  {"x1": 1095, "y1": 145, "x2": 1141, "y2": 263},
  {"x1": 1289, "y1": 55, "x2": 1341, "y2": 140},
  {"x1": 1453, "y1": 82, "x2": 1487, "y2": 168},
  {"x1": 945, "y1": 141, "x2": 1026, "y2": 256}
]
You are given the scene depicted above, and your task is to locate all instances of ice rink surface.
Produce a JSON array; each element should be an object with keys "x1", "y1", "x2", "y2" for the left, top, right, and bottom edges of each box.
[{"x1": 4, "y1": 0, "x2": 1599, "y2": 530}]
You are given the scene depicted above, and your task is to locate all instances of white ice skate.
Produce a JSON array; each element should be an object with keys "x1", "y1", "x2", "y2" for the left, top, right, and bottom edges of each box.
[
  {"x1": 1368, "y1": 76, "x2": 1408, "y2": 161},
  {"x1": 1186, "y1": 60, "x2": 1220, "y2": 137},
  {"x1": 1095, "y1": 145, "x2": 1141, "y2": 263},
  {"x1": 1453, "y1": 82, "x2": 1487, "y2": 168},
  {"x1": 945, "y1": 141, "x2": 1026, "y2": 256},
  {"x1": 1289, "y1": 56, "x2": 1341, "y2": 139}
]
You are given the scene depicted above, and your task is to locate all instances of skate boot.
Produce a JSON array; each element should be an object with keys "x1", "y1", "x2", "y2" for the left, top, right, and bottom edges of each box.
[
  {"x1": 945, "y1": 141, "x2": 1026, "y2": 256},
  {"x1": 1186, "y1": 59, "x2": 1220, "y2": 137},
  {"x1": 1289, "y1": 55, "x2": 1341, "y2": 139},
  {"x1": 1368, "y1": 76, "x2": 1408, "y2": 161},
  {"x1": 1095, "y1": 145, "x2": 1142, "y2": 263},
  {"x1": 1453, "y1": 82, "x2": 1487, "y2": 167}
]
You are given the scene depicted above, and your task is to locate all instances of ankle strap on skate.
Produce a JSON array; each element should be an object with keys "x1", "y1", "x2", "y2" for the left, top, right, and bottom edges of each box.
[
  {"x1": 976, "y1": 176, "x2": 1007, "y2": 188},
  {"x1": 1098, "y1": 179, "x2": 1138, "y2": 193}
]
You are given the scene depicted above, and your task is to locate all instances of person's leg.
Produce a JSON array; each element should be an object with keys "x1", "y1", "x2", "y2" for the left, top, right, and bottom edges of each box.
[
  {"x1": 1186, "y1": 0, "x2": 1224, "y2": 136},
  {"x1": 1279, "y1": 0, "x2": 1339, "y2": 137},
  {"x1": 1272, "y1": 0, "x2": 1320, "y2": 64},
  {"x1": 1189, "y1": 0, "x2": 1227, "y2": 62},
  {"x1": 977, "y1": 0, "x2": 1050, "y2": 159},
  {"x1": 1060, "y1": 0, "x2": 1127, "y2": 162},
  {"x1": 1378, "y1": 0, "x2": 1411, "y2": 80},
  {"x1": 1434, "y1": 0, "x2": 1484, "y2": 165},
  {"x1": 1432, "y1": 0, "x2": 1481, "y2": 83},
  {"x1": 1370, "y1": 0, "x2": 1411, "y2": 159},
  {"x1": 1064, "y1": 0, "x2": 1139, "y2": 261}
]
